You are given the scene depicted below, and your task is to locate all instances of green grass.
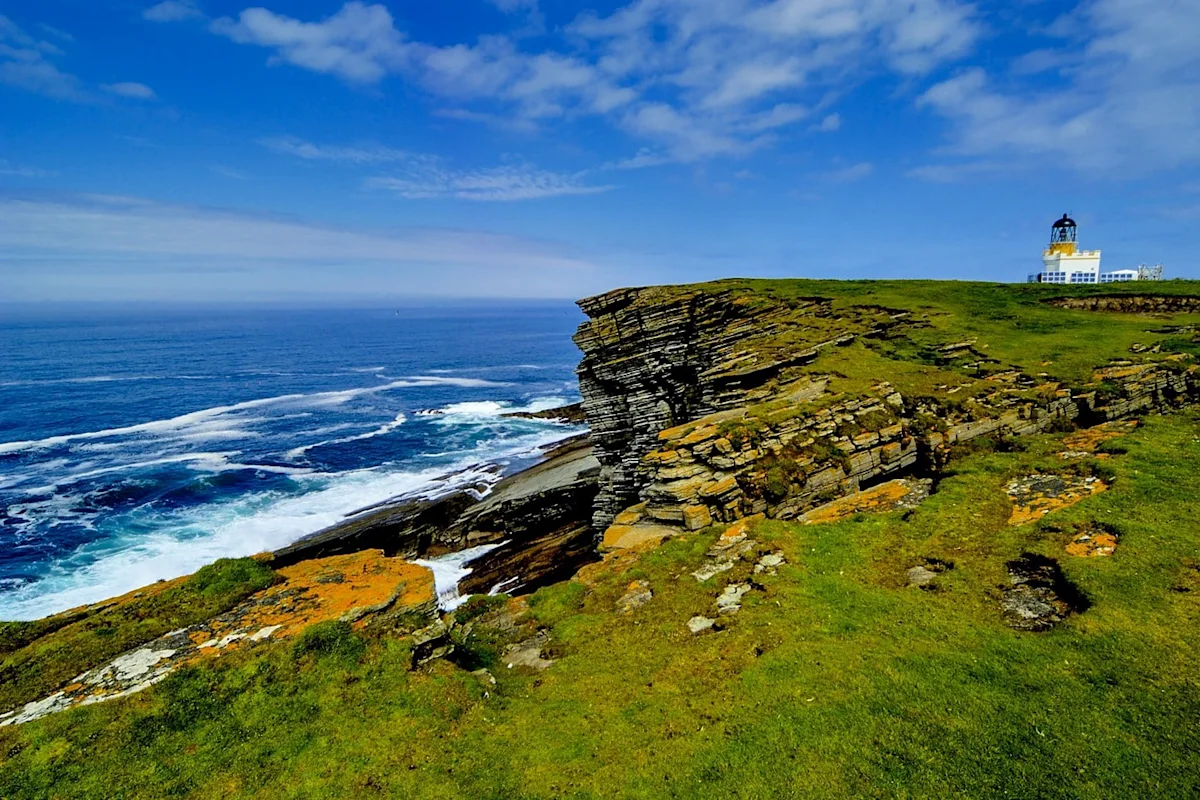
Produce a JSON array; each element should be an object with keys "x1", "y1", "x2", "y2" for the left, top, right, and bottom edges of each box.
[
  {"x1": 0, "y1": 558, "x2": 276, "y2": 712},
  {"x1": 3, "y1": 413, "x2": 1199, "y2": 798},
  {"x1": 699, "y1": 278, "x2": 1200, "y2": 387}
]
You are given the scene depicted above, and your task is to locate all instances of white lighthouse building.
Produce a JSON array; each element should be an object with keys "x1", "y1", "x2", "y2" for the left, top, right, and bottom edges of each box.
[{"x1": 1028, "y1": 214, "x2": 1161, "y2": 284}]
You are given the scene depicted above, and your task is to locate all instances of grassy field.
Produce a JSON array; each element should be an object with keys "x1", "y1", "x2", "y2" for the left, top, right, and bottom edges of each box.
[
  {"x1": 3, "y1": 409, "x2": 1198, "y2": 799},
  {"x1": 702, "y1": 278, "x2": 1200, "y2": 387}
]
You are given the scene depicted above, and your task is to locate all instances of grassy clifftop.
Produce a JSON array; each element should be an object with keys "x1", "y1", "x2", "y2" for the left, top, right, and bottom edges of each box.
[
  {"x1": 2, "y1": 412, "x2": 1199, "y2": 798},
  {"x1": 4, "y1": 279, "x2": 1200, "y2": 798}
]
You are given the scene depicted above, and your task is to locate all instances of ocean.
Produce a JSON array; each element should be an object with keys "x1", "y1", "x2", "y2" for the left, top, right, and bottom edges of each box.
[{"x1": 0, "y1": 301, "x2": 585, "y2": 621}]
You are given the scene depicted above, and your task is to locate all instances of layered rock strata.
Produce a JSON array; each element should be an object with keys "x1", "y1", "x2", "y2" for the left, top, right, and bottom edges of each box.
[
  {"x1": 573, "y1": 286, "x2": 908, "y2": 529},
  {"x1": 574, "y1": 286, "x2": 1200, "y2": 541}
]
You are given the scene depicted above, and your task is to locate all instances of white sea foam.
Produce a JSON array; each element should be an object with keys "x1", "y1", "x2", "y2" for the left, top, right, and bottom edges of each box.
[
  {"x1": 0, "y1": 376, "x2": 508, "y2": 456},
  {"x1": 0, "y1": 425, "x2": 578, "y2": 621},
  {"x1": 415, "y1": 542, "x2": 507, "y2": 612},
  {"x1": 285, "y1": 413, "x2": 408, "y2": 460}
]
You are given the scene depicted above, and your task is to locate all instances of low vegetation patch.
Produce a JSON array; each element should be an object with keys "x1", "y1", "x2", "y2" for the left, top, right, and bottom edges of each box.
[{"x1": 0, "y1": 558, "x2": 275, "y2": 712}]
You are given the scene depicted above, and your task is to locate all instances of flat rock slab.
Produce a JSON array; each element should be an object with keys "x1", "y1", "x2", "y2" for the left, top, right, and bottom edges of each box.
[
  {"x1": 798, "y1": 479, "x2": 932, "y2": 525},
  {"x1": 1006, "y1": 474, "x2": 1108, "y2": 526}
]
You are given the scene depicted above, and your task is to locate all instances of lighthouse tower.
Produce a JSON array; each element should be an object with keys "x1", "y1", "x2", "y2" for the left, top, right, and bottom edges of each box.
[{"x1": 1029, "y1": 214, "x2": 1103, "y2": 284}]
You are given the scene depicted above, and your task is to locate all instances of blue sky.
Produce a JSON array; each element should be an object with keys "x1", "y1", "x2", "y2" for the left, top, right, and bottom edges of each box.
[{"x1": 1, "y1": 0, "x2": 1198, "y2": 302}]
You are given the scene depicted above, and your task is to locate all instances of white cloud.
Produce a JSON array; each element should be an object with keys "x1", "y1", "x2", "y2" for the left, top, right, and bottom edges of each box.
[
  {"x1": 259, "y1": 136, "x2": 412, "y2": 164},
  {"x1": 917, "y1": 0, "x2": 1200, "y2": 173},
  {"x1": 814, "y1": 112, "x2": 841, "y2": 132},
  {"x1": 263, "y1": 136, "x2": 610, "y2": 201},
  {"x1": 143, "y1": 1, "x2": 203, "y2": 23},
  {"x1": 824, "y1": 161, "x2": 874, "y2": 182},
  {"x1": 101, "y1": 81, "x2": 156, "y2": 99},
  {"x1": 367, "y1": 162, "x2": 611, "y2": 202},
  {"x1": 211, "y1": 2, "x2": 407, "y2": 84},
  {"x1": 0, "y1": 15, "x2": 87, "y2": 101},
  {"x1": 211, "y1": 1, "x2": 981, "y2": 162}
]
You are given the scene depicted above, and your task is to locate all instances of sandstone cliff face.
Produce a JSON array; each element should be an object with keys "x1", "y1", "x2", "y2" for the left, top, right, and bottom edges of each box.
[
  {"x1": 574, "y1": 285, "x2": 1200, "y2": 540},
  {"x1": 573, "y1": 286, "x2": 906, "y2": 529}
]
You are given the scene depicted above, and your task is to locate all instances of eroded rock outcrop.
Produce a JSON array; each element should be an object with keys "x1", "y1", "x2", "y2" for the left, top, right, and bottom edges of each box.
[
  {"x1": 574, "y1": 285, "x2": 1200, "y2": 541},
  {"x1": 574, "y1": 286, "x2": 909, "y2": 529}
]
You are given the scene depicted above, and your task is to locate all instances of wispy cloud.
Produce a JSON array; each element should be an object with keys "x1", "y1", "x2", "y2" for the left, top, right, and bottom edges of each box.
[
  {"x1": 0, "y1": 192, "x2": 594, "y2": 272},
  {"x1": 263, "y1": 135, "x2": 611, "y2": 201},
  {"x1": 823, "y1": 162, "x2": 874, "y2": 183},
  {"x1": 0, "y1": 15, "x2": 87, "y2": 101},
  {"x1": 813, "y1": 113, "x2": 841, "y2": 132},
  {"x1": 259, "y1": 135, "x2": 411, "y2": 164},
  {"x1": 0, "y1": 160, "x2": 54, "y2": 178},
  {"x1": 101, "y1": 81, "x2": 156, "y2": 100},
  {"x1": 210, "y1": 1, "x2": 981, "y2": 163},
  {"x1": 367, "y1": 164, "x2": 611, "y2": 202},
  {"x1": 1, "y1": 16, "x2": 155, "y2": 104},
  {"x1": 916, "y1": 0, "x2": 1200, "y2": 173},
  {"x1": 143, "y1": 1, "x2": 204, "y2": 23}
]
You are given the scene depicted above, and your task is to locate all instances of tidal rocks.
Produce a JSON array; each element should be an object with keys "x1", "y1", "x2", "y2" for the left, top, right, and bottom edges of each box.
[
  {"x1": 503, "y1": 402, "x2": 587, "y2": 424},
  {"x1": 273, "y1": 437, "x2": 601, "y2": 597},
  {"x1": 1002, "y1": 553, "x2": 1089, "y2": 631}
]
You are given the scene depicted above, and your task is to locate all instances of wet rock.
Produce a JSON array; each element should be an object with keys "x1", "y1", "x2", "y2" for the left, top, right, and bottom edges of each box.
[
  {"x1": 687, "y1": 616, "x2": 716, "y2": 634},
  {"x1": 410, "y1": 622, "x2": 454, "y2": 669},
  {"x1": 617, "y1": 580, "x2": 653, "y2": 613},
  {"x1": 1002, "y1": 553, "x2": 1089, "y2": 631}
]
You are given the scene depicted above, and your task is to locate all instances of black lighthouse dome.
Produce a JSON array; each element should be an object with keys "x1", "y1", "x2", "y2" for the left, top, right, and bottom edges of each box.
[{"x1": 1050, "y1": 213, "x2": 1077, "y2": 244}]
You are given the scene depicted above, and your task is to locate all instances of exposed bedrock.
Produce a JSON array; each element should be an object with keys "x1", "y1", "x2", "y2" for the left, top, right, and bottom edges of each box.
[
  {"x1": 1047, "y1": 295, "x2": 1200, "y2": 314},
  {"x1": 573, "y1": 285, "x2": 909, "y2": 529},
  {"x1": 271, "y1": 436, "x2": 600, "y2": 594},
  {"x1": 574, "y1": 287, "x2": 1200, "y2": 540}
]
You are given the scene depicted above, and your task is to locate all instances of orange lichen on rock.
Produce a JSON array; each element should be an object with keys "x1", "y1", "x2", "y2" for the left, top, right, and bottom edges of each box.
[
  {"x1": 798, "y1": 479, "x2": 931, "y2": 525},
  {"x1": 1006, "y1": 474, "x2": 1109, "y2": 526},
  {"x1": 1066, "y1": 530, "x2": 1119, "y2": 557},
  {"x1": 188, "y1": 550, "x2": 435, "y2": 653},
  {"x1": 0, "y1": 552, "x2": 437, "y2": 727},
  {"x1": 1062, "y1": 420, "x2": 1138, "y2": 454}
]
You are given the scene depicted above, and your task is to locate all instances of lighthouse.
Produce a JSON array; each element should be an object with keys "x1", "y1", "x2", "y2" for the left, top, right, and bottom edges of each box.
[{"x1": 1029, "y1": 214, "x2": 1103, "y2": 284}]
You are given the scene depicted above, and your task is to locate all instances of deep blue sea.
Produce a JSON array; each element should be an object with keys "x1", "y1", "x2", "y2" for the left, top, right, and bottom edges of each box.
[{"x1": 0, "y1": 302, "x2": 585, "y2": 620}]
